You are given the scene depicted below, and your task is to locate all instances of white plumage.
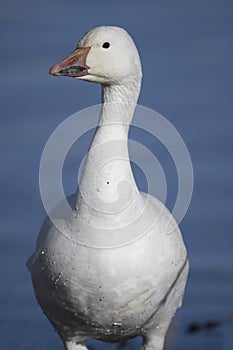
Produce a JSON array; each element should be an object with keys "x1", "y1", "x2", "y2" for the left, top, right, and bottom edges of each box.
[{"x1": 28, "y1": 26, "x2": 189, "y2": 350}]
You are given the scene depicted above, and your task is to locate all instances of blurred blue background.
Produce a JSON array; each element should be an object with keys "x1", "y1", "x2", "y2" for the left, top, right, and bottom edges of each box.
[{"x1": 1, "y1": 0, "x2": 233, "y2": 349}]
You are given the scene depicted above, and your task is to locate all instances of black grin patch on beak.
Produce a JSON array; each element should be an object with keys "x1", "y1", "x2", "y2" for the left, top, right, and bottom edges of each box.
[{"x1": 58, "y1": 65, "x2": 88, "y2": 77}]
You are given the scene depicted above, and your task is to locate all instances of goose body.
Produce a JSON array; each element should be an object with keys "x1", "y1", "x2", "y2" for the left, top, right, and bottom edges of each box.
[{"x1": 28, "y1": 26, "x2": 189, "y2": 350}]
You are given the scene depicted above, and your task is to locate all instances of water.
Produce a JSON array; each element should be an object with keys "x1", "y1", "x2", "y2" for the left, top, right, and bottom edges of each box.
[{"x1": 1, "y1": 0, "x2": 233, "y2": 349}]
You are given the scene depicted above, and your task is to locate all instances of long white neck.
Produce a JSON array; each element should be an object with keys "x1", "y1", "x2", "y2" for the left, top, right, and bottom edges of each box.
[{"x1": 75, "y1": 77, "x2": 143, "y2": 223}]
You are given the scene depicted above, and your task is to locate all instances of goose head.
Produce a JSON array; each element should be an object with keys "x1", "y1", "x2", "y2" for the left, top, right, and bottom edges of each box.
[{"x1": 50, "y1": 26, "x2": 142, "y2": 85}]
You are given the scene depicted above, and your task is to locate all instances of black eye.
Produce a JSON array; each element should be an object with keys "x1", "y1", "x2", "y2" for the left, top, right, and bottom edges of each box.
[{"x1": 102, "y1": 42, "x2": 110, "y2": 49}]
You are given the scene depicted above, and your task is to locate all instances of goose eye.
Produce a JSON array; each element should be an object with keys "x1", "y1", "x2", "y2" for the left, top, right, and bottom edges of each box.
[{"x1": 102, "y1": 42, "x2": 110, "y2": 49}]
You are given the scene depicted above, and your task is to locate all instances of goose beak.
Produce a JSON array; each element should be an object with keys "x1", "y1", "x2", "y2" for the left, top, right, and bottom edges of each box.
[{"x1": 49, "y1": 47, "x2": 91, "y2": 78}]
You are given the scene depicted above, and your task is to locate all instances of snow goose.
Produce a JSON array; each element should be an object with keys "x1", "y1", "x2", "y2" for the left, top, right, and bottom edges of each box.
[{"x1": 28, "y1": 26, "x2": 189, "y2": 350}]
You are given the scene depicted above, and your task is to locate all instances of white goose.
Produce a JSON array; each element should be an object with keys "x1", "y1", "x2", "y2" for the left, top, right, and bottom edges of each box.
[{"x1": 28, "y1": 26, "x2": 189, "y2": 350}]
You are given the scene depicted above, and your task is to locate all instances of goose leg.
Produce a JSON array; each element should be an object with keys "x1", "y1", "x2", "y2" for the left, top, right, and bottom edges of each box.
[
  {"x1": 142, "y1": 334, "x2": 165, "y2": 350},
  {"x1": 65, "y1": 340, "x2": 88, "y2": 350},
  {"x1": 56, "y1": 326, "x2": 88, "y2": 350},
  {"x1": 141, "y1": 261, "x2": 189, "y2": 350},
  {"x1": 141, "y1": 313, "x2": 172, "y2": 350},
  {"x1": 141, "y1": 309, "x2": 175, "y2": 350}
]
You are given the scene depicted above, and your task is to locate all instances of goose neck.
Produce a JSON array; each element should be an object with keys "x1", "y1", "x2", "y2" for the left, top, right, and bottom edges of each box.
[
  {"x1": 99, "y1": 78, "x2": 141, "y2": 126},
  {"x1": 74, "y1": 78, "x2": 143, "y2": 219}
]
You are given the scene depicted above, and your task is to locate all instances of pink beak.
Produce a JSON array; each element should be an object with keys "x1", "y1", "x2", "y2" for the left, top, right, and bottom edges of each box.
[{"x1": 49, "y1": 47, "x2": 91, "y2": 78}]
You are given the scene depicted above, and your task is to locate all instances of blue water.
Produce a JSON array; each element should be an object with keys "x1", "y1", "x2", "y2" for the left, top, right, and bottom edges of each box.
[{"x1": 1, "y1": 1, "x2": 233, "y2": 349}]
